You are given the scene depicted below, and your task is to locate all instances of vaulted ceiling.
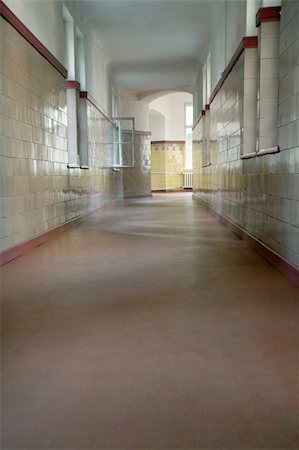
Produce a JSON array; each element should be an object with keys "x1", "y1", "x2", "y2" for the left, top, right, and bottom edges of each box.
[{"x1": 72, "y1": 0, "x2": 222, "y2": 99}]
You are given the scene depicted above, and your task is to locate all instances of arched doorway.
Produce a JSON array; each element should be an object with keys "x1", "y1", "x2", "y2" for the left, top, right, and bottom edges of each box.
[{"x1": 149, "y1": 92, "x2": 193, "y2": 192}]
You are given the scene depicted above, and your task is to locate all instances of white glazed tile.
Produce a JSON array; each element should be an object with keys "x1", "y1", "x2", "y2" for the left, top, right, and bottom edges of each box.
[
  {"x1": 293, "y1": 66, "x2": 299, "y2": 94},
  {"x1": 261, "y1": 38, "x2": 279, "y2": 59},
  {"x1": 260, "y1": 98, "x2": 278, "y2": 119},
  {"x1": 260, "y1": 58, "x2": 279, "y2": 80}
]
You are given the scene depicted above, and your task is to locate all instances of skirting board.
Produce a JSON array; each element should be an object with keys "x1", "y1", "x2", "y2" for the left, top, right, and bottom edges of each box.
[
  {"x1": 0, "y1": 200, "x2": 121, "y2": 266},
  {"x1": 193, "y1": 195, "x2": 299, "y2": 287},
  {"x1": 152, "y1": 188, "x2": 193, "y2": 193}
]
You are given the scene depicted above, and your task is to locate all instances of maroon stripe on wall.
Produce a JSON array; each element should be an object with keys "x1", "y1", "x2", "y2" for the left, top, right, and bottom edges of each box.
[
  {"x1": 152, "y1": 189, "x2": 193, "y2": 193},
  {"x1": 80, "y1": 90, "x2": 113, "y2": 124},
  {"x1": 209, "y1": 36, "x2": 258, "y2": 105},
  {"x1": 256, "y1": 6, "x2": 281, "y2": 27},
  {"x1": 193, "y1": 195, "x2": 299, "y2": 287},
  {"x1": 66, "y1": 80, "x2": 80, "y2": 90},
  {"x1": 193, "y1": 36, "x2": 258, "y2": 128},
  {"x1": 0, "y1": 0, "x2": 67, "y2": 78},
  {"x1": 79, "y1": 91, "x2": 88, "y2": 99},
  {"x1": 192, "y1": 109, "x2": 205, "y2": 130},
  {"x1": 151, "y1": 140, "x2": 185, "y2": 145},
  {"x1": 0, "y1": 201, "x2": 119, "y2": 266},
  {"x1": 243, "y1": 36, "x2": 259, "y2": 48}
]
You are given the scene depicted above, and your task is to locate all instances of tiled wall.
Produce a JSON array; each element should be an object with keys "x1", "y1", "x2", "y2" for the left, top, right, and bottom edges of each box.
[
  {"x1": 85, "y1": 100, "x2": 123, "y2": 203},
  {"x1": 151, "y1": 142, "x2": 184, "y2": 190},
  {"x1": 151, "y1": 142, "x2": 166, "y2": 190},
  {"x1": 123, "y1": 132, "x2": 151, "y2": 198},
  {"x1": 0, "y1": 18, "x2": 123, "y2": 253},
  {"x1": 193, "y1": 123, "x2": 203, "y2": 193},
  {"x1": 193, "y1": 0, "x2": 247, "y2": 121},
  {"x1": 192, "y1": 0, "x2": 299, "y2": 268}
]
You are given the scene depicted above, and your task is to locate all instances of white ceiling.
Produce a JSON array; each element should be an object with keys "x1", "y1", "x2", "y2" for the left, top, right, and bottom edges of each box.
[{"x1": 72, "y1": 0, "x2": 222, "y2": 99}]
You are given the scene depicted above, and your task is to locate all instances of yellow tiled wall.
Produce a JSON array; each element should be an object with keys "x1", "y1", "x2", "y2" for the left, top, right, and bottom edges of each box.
[
  {"x1": 123, "y1": 132, "x2": 151, "y2": 197},
  {"x1": 193, "y1": 0, "x2": 299, "y2": 268},
  {"x1": 151, "y1": 142, "x2": 184, "y2": 190},
  {"x1": 151, "y1": 143, "x2": 165, "y2": 190},
  {"x1": 0, "y1": 18, "x2": 123, "y2": 253}
]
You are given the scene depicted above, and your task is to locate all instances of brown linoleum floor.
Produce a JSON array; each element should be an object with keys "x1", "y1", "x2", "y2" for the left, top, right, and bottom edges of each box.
[{"x1": 1, "y1": 193, "x2": 298, "y2": 449}]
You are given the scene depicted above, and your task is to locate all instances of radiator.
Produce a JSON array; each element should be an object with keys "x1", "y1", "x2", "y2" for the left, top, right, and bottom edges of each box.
[{"x1": 183, "y1": 172, "x2": 193, "y2": 188}]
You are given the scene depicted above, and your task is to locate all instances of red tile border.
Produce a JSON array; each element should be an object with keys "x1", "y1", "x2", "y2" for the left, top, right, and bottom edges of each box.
[
  {"x1": 66, "y1": 80, "x2": 80, "y2": 90},
  {"x1": 256, "y1": 6, "x2": 281, "y2": 27},
  {"x1": 80, "y1": 90, "x2": 112, "y2": 124},
  {"x1": 193, "y1": 195, "x2": 299, "y2": 287},
  {"x1": 209, "y1": 36, "x2": 258, "y2": 105},
  {"x1": 243, "y1": 36, "x2": 259, "y2": 48},
  {"x1": 193, "y1": 36, "x2": 258, "y2": 129},
  {"x1": 79, "y1": 91, "x2": 88, "y2": 99},
  {"x1": 151, "y1": 140, "x2": 185, "y2": 145},
  {"x1": 192, "y1": 110, "x2": 206, "y2": 130},
  {"x1": 152, "y1": 189, "x2": 192, "y2": 193},
  {"x1": 0, "y1": 201, "x2": 119, "y2": 266},
  {"x1": 0, "y1": 0, "x2": 67, "y2": 78}
]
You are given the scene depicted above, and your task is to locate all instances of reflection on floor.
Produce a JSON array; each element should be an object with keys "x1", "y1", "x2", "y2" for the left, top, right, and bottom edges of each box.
[{"x1": 1, "y1": 193, "x2": 298, "y2": 449}]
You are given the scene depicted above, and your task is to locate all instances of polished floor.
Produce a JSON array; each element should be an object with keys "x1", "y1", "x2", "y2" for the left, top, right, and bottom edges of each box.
[{"x1": 1, "y1": 193, "x2": 298, "y2": 449}]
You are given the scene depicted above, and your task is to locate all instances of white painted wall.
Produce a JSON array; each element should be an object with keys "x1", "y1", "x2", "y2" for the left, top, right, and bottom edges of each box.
[
  {"x1": 3, "y1": 0, "x2": 64, "y2": 63},
  {"x1": 84, "y1": 32, "x2": 111, "y2": 113},
  {"x1": 149, "y1": 110, "x2": 166, "y2": 141},
  {"x1": 149, "y1": 92, "x2": 193, "y2": 140},
  {"x1": 194, "y1": 0, "x2": 248, "y2": 120},
  {"x1": 62, "y1": 3, "x2": 112, "y2": 115},
  {"x1": 263, "y1": 0, "x2": 280, "y2": 5},
  {"x1": 246, "y1": 0, "x2": 262, "y2": 35},
  {"x1": 119, "y1": 91, "x2": 192, "y2": 140},
  {"x1": 3, "y1": 0, "x2": 113, "y2": 114},
  {"x1": 226, "y1": 0, "x2": 247, "y2": 64},
  {"x1": 119, "y1": 97, "x2": 150, "y2": 131}
]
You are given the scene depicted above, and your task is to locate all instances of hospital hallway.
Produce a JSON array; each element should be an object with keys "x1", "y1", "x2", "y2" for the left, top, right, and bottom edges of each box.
[{"x1": 1, "y1": 193, "x2": 298, "y2": 449}]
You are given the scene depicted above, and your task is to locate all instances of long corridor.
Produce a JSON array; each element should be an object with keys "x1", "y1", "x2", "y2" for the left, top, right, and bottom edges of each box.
[{"x1": 1, "y1": 194, "x2": 298, "y2": 449}]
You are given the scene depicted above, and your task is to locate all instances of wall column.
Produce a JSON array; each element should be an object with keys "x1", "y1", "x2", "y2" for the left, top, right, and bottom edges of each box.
[
  {"x1": 66, "y1": 81, "x2": 81, "y2": 167},
  {"x1": 242, "y1": 37, "x2": 259, "y2": 157},
  {"x1": 256, "y1": 6, "x2": 281, "y2": 154}
]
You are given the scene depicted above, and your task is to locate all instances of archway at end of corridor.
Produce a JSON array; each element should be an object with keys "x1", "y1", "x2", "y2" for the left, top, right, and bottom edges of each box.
[{"x1": 148, "y1": 91, "x2": 193, "y2": 193}]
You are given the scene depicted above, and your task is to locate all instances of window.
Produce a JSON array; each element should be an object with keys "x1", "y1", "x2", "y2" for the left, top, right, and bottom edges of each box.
[
  {"x1": 75, "y1": 28, "x2": 85, "y2": 90},
  {"x1": 206, "y1": 53, "x2": 211, "y2": 103},
  {"x1": 202, "y1": 64, "x2": 207, "y2": 107},
  {"x1": 185, "y1": 104, "x2": 193, "y2": 170},
  {"x1": 202, "y1": 111, "x2": 210, "y2": 167},
  {"x1": 111, "y1": 118, "x2": 135, "y2": 168},
  {"x1": 113, "y1": 119, "x2": 123, "y2": 167},
  {"x1": 202, "y1": 53, "x2": 211, "y2": 108},
  {"x1": 99, "y1": 117, "x2": 135, "y2": 169},
  {"x1": 64, "y1": 6, "x2": 88, "y2": 168},
  {"x1": 63, "y1": 8, "x2": 79, "y2": 167},
  {"x1": 111, "y1": 86, "x2": 118, "y2": 118},
  {"x1": 63, "y1": 6, "x2": 75, "y2": 79}
]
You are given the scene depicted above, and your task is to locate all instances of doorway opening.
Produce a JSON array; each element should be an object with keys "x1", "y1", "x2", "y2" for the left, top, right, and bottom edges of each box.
[{"x1": 149, "y1": 92, "x2": 193, "y2": 192}]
